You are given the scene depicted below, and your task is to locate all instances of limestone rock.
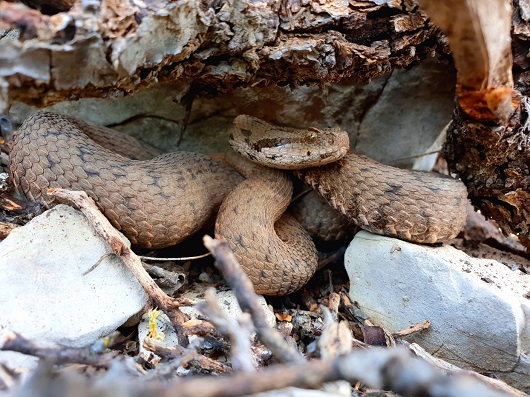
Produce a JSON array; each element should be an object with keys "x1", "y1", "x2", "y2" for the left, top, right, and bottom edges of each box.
[
  {"x1": 0, "y1": 205, "x2": 146, "y2": 369},
  {"x1": 7, "y1": 59, "x2": 454, "y2": 169},
  {"x1": 345, "y1": 231, "x2": 530, "y2": 391}
]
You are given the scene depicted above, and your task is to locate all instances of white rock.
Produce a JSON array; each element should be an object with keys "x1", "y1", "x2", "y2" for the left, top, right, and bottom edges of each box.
[
  {"x1": 345, "y1": 231, "x2": 530, "y2": 391},
  {"x1": 0, "y1": 205, "x2": 146, "y2": 369},
  {"x1": 180, "y1": 283, "x2": 276, "y2": 328}
]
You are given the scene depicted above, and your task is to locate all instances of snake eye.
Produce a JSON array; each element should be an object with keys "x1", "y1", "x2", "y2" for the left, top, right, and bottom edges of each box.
[{"x1": 305, "y1": 128, "x2": 319, "y2": 144}]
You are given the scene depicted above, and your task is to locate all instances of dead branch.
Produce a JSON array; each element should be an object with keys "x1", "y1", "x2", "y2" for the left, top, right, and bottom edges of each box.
[
  {"x1": 392, "y1": 320, "x2": 431, "y2": 338},
  {"x1": 0, "y1": 331, "x2": 121, "y2": 369},
  {"x1": 0, "y1": 0, "x2": 442, "y2": 110},
  {"x1": 143, "y1": 339, "x2": 232, "y2": 376},
  {"x1": 416, "y1": 0, "x2": 530, "y2": 249},
  {"x1": 409, "y1": 343, "x2": 527, "y2": 397},
  {"x1": 9, "y1": 347, "x2": 513, "y2": 397},
  {"x1": 318, "y1": 307, "x2": 352, "y2": 360},
  {"x1": 50, "y1": 188, "x2": 189, "y2": 341},
  {"x1": 196, "y1": 289, "x2": 255, "y2": 372},
  {"x1": 203, "y1": 236, "x2": 304, "y2": 364}
]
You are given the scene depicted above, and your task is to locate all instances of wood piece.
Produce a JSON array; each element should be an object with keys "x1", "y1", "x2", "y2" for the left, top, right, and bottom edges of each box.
[
  {"x1": 0, "y1": 0, "x2": 443, "y2": 110},
  {"x1": 418, "y1": 0, "x2": 530, "y2": 249},
  {"x1": 409, "y1": 343, "x2": 527, "y2": 397},
  {"x1": 1, "y1": 331, "x2": 121, "y2": 368},
  {"x1": 196, "y1": 289, "x2": 255, "y2": 373},
  {"x1": 6, "y1": 345, "x2": 516, "y2": 397},
  {"x1": 417, "y1": 0, "x2": 517, "y2": 122},
  {"x1": 143, "y1": 339, "x2": 232, "y2": 376}
]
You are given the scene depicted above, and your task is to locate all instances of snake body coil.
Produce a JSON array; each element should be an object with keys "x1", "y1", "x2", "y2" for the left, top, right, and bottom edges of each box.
[
  {"x1": 10, "y1": 112, "x2": 243, "y2": 249},
  {"x1": 10, "y1": 112, "x2": 468, "y2": 295}
]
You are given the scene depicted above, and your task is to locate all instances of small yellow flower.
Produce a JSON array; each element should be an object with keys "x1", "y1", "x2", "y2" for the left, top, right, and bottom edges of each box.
[{"x1": 147, "y1": 308, "x2": 165, "y2": 341}]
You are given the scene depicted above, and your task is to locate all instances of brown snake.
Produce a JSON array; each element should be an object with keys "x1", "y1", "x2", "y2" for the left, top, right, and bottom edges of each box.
[{"x1": 10, "y1": 112, "x2": 468, "y2": 295}]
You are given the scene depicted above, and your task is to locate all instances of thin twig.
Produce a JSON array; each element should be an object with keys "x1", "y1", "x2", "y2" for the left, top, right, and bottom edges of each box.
[
  {"x1": 144, "y1": 339, "x2": 232, "y2": 376},
  {"x1": 392, "y1": 320, "x2": 431, "y2": 338},
  {"x1": 290, "y1": 188, "x2": 312, "y2": 204},
  {"x1": 0, "y1": 332, "x2": 120, "y2": 369},
  {"x1": 203, "y1": 236, "x2": 305, "y2": 364},
  {"x1": 139, "y1": 252, "x2": 211, "y2": 261},
  {"x1": 197, "y1": 289, "x2": 256, "y2": 372},
  {"x1": 82, "y1": 252, "x2": 117, "y2": 275},
  {"x1": 409, "y1": 343, "x2": 525, "y2": 397},
  {"x1": 50, "y1": 189, "x2": 189, "y2": 342},
  {"x1": 15, "y1": 346, "x2": 514, "y2": 397}
]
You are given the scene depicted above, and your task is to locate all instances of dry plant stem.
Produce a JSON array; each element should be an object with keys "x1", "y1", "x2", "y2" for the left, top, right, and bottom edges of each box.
[
  {"x1": 0, "y1": 363, "x2": 17, "y2": 390},
  {"x1": 197, "y1": 289, "x2": 255, "y2": 372},
  {"x1": 4, "y1": 332, "x2": 514, "y2": 396},
  {"x1": 1, "y1": 332, "x2": 118, "y2": 368},
  {"x1": 318, "y1": 307, "x2": 352, "y2": 360},
  {"x1": 203, "y1": 236, "x2": 304, "y2": 364},
  {"x1": 139, "y1": 252, "x2": 211, "y2": 261},
  {"x1": 392, "y1": 320, "x2": 431, "y2": 338},
  {"x1": 117, "y1": 348, "x2": 509, "y2": 397},
  {"x1": 49, "y1": 189, "x2": 189, "y2": 340},
  {"x1": 143, "y1": 339, "x2": 231, "y2": 375},
  {"x1": 417, "y1": 0, "x2": 516, "y2": 121}
]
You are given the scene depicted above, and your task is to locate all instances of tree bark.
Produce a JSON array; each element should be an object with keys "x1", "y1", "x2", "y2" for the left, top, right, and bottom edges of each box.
[
  {"x1": 418, "y1": 0, "x2": 530, "y2": 248},
  {"x1": 0, "y1": 0, "x2": 444, "y2": 111}
]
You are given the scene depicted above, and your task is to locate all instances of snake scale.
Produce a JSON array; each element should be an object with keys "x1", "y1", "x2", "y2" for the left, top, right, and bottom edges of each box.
[{"x1": 9, "y1": 112, "x2": 468, "y2": 295}]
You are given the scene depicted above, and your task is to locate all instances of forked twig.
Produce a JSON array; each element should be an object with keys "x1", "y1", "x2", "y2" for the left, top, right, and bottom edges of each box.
[
  {"x1": 203, "y1": 236, "x2": 304, "y2": 364},
  {"x1": 50, "y1": 188, "x2": 189, "y2": 342}
]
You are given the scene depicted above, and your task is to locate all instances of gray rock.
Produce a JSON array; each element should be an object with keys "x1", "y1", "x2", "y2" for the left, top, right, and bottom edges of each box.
[
  {"x1": 0, "y1": 205, "x2": 146, "y2": 369},
  {"x1": 8, "y1": 59, "x2": 454, "y2": 168},
  {"x1": 356, "y1": 60, "x2": 455, "y2": 168},
  {"x1": 345, "y1": 231, "x2": 530, "y2": 391}
]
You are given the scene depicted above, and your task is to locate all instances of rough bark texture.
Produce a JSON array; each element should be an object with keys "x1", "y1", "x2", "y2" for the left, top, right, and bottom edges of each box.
[
  {"x1": 444, "y1": 101, "x2": 530, "y2": 247},
  {"x1": 0, "y1": 0, "x2": 445, "y2": 111},
  {"x1": 442, "y1": 1, "x2": 530, "y2": 248}
]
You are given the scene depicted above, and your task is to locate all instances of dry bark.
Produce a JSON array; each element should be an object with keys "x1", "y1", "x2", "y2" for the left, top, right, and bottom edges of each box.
[
  {"x1": 0, "y1": 0, "x2": 444, "y2": 111},
  {"x1": 416, "y1": 0, "x2": 530, "y2": 248}
]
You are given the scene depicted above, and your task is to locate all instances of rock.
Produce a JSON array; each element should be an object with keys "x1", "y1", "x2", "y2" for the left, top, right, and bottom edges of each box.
[
  {"x1": 7, "y1": 59, "x2": 454, "y2": 169},
  {"x1": 137, "y1": 309, "x2": 180, "y2": 366},
  {"x1": 180, "y1": 283, "x2": 276, "y2": 328},
  {"x1": 356, "y1": 60, "x2": 455, "y2": 168},
  {"x1": 0, "y1": 205, "x2": 146, "y2": 369},
  {"x1": 345, "y1": 231, "x2": 530, "y2": 391}
]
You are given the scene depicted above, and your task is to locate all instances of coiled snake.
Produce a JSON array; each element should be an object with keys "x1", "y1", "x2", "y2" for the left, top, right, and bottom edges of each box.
[{"x1": 9, "y1": 112, "x2": 468, "y2": 295}]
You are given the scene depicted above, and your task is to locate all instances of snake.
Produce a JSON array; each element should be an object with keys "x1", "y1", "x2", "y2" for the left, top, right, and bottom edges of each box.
[{"x1": 9, "y1": 112, "x2": 469, "y2": 295}]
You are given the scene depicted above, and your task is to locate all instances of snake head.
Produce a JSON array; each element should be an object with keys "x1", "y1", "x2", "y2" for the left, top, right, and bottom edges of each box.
[{"x1": 229, "y1": 115, "x2": 350, "y2": 170}]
